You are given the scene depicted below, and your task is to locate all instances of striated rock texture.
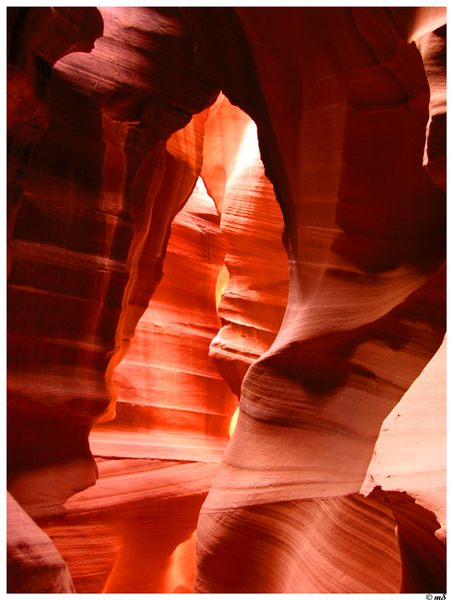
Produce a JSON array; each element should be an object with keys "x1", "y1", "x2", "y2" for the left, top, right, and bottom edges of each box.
[
  {"x1": 362, "y1": 335, "x2": 446, "y2": 591},
  {"x1": 184, "y1": 6, "x2": 446, "y2": 593},
  {"x1": 203, "y1": 95, "x2": 289, "y2": 397},
  {"x1": 90, "y1": 177, "x2": 238, "y2": 463},
  {"x1": 42, "y1": 97, "x2": 285, "y2": 593},
  {"x1": 44, "y1": 459, "x2": 219, "y2": 593},
  {"x1": 7, "y1": 6, "x2": 218, "y2": 519},
  {"x1": 7, "y1": 492, "x2": 75, "y2": 593},
  {"x1": 41, "y1": 95, "x2": 286, "y2": 592},
  {"x1": 7, "y1": 6, "x2": 446, "y2": 595}
]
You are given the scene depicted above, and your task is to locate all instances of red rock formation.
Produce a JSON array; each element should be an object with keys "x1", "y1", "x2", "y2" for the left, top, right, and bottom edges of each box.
[
  {"x1": 7, "y1": 6, "x2": 106, "y2": 520},
  {"x1": 7, "y1": 6, "x2": 218, "y2": 519},
  {"x1": 91, "y1": 176, "x2": 237, "y2": 462},
  {"x1": 44, "y1": 460, "x2": 219, "y2": 593},
  {"x1": 7, "y1": 6, "x2": 446, "y2": 595},
  {"x1": 184, "y1": 7, "x2": 446, "y2": 593},
  {"x1": 7, "y1": 492, "x2": 75, "y2": 593},
  {"x1": 362, "y1": 336, "x2": 446, "y2": 591},
  {"x1": 202, "y1": 96, "x2": 289, "y2": 396},
  {"x1": 41, "y1": 97, "x2": 285, "y2": 592},
  {"x1": 197, "y1": 493, "x2": 402, "y2": 593}
]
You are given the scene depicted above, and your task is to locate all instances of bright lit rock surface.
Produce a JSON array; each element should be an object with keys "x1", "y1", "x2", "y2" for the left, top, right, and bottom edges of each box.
[{"x1": 7, "y1": 7, "x2": 446, "y2": 594}]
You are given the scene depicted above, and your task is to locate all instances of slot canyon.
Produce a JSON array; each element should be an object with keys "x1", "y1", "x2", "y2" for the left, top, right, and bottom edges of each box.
[{"x1": 7, "y1": 6, "x2": 446, "y2": 594}]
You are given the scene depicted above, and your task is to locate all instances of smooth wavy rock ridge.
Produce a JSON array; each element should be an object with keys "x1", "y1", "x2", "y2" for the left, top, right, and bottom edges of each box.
[{"x1": 7, "y1": 6, "x2": 445, "y2": 594}]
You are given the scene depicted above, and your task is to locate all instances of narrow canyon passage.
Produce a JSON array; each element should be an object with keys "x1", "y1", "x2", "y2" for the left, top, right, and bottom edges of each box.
[
  {"x1": 7, "y1": 6, "x2": 446, "y2": 594},
  {"x1": 40, "y1": 97, "x2": 290, "y2": 593}
]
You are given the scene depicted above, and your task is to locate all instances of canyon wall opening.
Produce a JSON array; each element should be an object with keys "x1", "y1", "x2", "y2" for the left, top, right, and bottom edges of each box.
[
  {"x1": 40, "y1": 95, "x2": 290, "y2": 593},
  {"x1": 7, "y1": 6, "x2": 446, "y2": 595}
]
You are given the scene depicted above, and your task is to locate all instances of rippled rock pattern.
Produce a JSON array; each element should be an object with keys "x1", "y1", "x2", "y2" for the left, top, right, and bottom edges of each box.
[{"x1": 7, "y1": 6, "x2": 446, "y2": 594}]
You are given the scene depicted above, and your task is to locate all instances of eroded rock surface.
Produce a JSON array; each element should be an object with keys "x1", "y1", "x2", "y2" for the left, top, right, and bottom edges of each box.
[
  {"x1": 203, "y1": 96, "x2": 289, "y2": 397},
  {"x1": 185, "y1": 7, "x2": 446, "y2": 593},
  {"x1": 7, "y1": 6, "x2": 446, "y2": 594},
  {"x1": 7, "y1": 492, "x2": 75, "y2": 593},
  {"x1": 7, "y1": 6, "x2": 218, "y2": 519},
  {"x1": 91, "y1": 176, "x2": 238, "y2": 463}
]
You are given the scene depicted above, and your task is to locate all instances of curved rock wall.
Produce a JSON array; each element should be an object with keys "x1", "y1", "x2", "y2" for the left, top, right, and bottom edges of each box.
[
  {"x1": 362, "y1": 335, "x2": 446, "y2": 591},
  {"x1": 184, "y1": 7, "x2": 446, "y2": 593},
  {"x1": 7, "y1": 6, "x2": 218, "y2": 519},
  {"x1": 91, "y1": 175, "x2": 237, "y2": 462},
  {"x1": 7, "y1": 492, "x2": 75, "y2": 593},
  {"x1": 7, "y1": 6, "x2": 446, "y2": 594},
  {"x1": 203, "y1": 96, "x2": 289, "y2": 397},
  {"x1": 41, "y1": 97, "x2": 287, "y2": 593}
]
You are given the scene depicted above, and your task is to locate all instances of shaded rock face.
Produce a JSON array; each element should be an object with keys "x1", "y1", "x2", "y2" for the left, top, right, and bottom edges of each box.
[
  {"x1": 7, "y1": 7, "x2": 445, "y2": 595},
  {"x1": 7, "y1": 6, "x2": 218, "y2": 519},
  {"x1": 7, "y1": 492, "x2": 75, "y2": 593},
  {"x1": 91, "y1": 176, "x2": 238, "y2": 462}
]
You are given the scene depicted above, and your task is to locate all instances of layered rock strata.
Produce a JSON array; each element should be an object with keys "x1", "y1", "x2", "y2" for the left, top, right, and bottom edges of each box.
[
  {"x1": 7, "y1": 6, "x2": 218, "y2": 519},
  {"x1": 184, "y1": 7, "x2": 446, "y2": 593},
  {"x1": 7, "y1": 492, "x2": 75, "y2": 593},
  {"x1": 42, "y1": 98, "x2": 287, "y2": 592},
  {"x1": 90, "y1": 177, "x2": 237, "y2": 462},
  {"x1": 44, "y1": 460, "x2": 219, "y2": 593},
  {"x1": 7, "y1": 6, "x2": 446, "y2": 595},
  {"x1": 203, "y1": 96, "x2": 289, "y2": 396},
  {"x1": 362, "y1": 336, "x2": 446, "y2": 591}
]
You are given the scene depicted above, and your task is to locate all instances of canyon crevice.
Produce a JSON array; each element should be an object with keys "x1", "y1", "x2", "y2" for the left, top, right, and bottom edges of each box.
[{"x1": 7, "y1": 6, "x2": 446, "y2": 594}]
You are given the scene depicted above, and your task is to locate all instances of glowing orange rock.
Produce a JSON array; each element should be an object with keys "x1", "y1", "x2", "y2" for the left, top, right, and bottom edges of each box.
[
  {"x1": 7, "y1": 6, "x2": 218, "y2": 519},
  {"x1": 185, "y1": 7, "x2": 446, "y2": 593},
  {"x1": 7, "y1": 6, "x2": 446, "y2": 595},
  {"x1": 203, "y1": 96, "x2": 289, "y2": 397},
  {"x1": 91, "y1": 177, "x2": 237, "y2": 462}
]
